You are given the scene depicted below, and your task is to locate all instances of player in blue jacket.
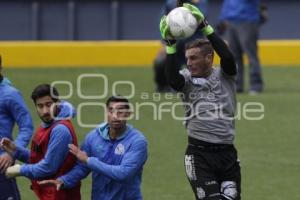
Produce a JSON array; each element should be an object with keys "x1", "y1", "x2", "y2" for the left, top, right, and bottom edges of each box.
[
  {"x1": 39, "y1": 95, "x2": 148, "y2": 200},
  {"x1": 1, "y1": 84, "x2": 81, "y2": 199},
  {"x1": 219, "y1": 0, "x2": 264, "y2": 94},
  {"x1": 0, "y1": 55, "x2": 34, "y2": 200}
]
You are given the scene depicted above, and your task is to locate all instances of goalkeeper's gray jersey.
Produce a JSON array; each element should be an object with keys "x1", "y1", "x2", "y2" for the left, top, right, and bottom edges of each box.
[{"x1": 180, "y1": 67, "x2": 236, "y2": 144}]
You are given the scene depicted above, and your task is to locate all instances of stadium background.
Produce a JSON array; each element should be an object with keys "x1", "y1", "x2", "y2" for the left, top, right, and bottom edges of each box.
[{"x1": 1, "y1": 0, "x2": 300, "y2": 199}]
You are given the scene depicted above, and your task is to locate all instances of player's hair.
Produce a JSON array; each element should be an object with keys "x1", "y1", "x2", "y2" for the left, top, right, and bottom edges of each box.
[
  {"x1": 31, "y1": 84, "x2": 59, "y2": 104},
  {"x1": 106, "y1": 95, "x2": 130, "y2": 109},
  {"x1": 185, "y1": 39, "x2": 214, "y2": 57}
]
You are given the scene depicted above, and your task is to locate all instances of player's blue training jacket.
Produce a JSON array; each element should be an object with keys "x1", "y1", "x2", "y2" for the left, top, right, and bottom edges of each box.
[
  {"x1": 59, "y1": 122, "x2": 148, "y2": 200},
  {"x1": 220, "y1": 0, "x2": 260, "y2": 22},
  {"x1": 0, "y1": 77, "x2": 33, "y2": 155},
  {"x1": 13, "y1": 101, "x2": 76, "y2": 179}
]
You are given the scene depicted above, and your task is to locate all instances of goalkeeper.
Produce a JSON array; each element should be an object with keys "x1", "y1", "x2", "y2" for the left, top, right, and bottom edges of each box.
[{"x1": 160, "y1": 3, "x2": 241, "y2": 200}]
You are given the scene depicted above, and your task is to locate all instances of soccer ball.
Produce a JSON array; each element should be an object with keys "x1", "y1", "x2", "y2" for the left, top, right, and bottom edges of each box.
[{"x1": 166, "y1": 7, "x2": 198, "y2": 39}]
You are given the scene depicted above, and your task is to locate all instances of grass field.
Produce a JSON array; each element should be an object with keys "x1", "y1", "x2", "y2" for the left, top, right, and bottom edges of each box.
[{"x1": 4, "y1": 66, "x2": 300, "y2": 200}]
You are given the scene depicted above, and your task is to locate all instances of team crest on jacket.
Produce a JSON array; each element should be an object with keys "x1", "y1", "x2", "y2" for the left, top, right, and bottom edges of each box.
[{"x1": 115, "y1": 143, "x2": 125, "y2": 155}]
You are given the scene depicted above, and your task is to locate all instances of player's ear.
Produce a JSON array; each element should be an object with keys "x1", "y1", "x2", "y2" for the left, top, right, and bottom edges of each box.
[
  {"x1": 124, "y1": 109, "x2": 132, "y2": 120},
  {"x1": 126, "y1": 110, "x2": 131, "y2": 118},
  {"x1": 205, "y1": 53, "x2": 213, "y2": 65}
]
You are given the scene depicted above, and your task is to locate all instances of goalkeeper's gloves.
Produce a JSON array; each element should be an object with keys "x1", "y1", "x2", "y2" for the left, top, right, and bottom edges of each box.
[
  {"x1": 5, "y1": 164, "x2": 21, "y2": 178},
  {"x1": 183, "y1": 3, "x2": 214, "y2": 36},
  {"x1": 159, "y1": 15, "x2": 176, "y2": 54}
]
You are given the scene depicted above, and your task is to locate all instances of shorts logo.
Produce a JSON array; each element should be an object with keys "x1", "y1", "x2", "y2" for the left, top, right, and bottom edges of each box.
[
  {"x1": 221, "y1": 181, "x2": 238, "y2": 199},
  {"x1": 196, "y1": 187, "x2": 206, "y2": 199},
  {"x1": 115, "y1": 143, "x2": 125, "y2": 155},
  {"x1": 184, "y1": 155, "x2": 196, "y2": 181},
  {"x1": 205, "y1": 180, "x2": 217, "y2": 186}
]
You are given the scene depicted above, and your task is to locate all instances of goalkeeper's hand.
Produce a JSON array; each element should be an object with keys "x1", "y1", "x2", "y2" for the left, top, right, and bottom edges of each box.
[
  {"x1": 183, "y1": 3, "x2": 205, "y2": 24},
  {"x1": 5, "y1": 164, "x2": 21, "y2": 178},
  {"x1": 159, "y1": 15, "x2": 176, "y2": 54},
  {"x1": 183, "y1": 3, "x2": 214, "y2": 36}
]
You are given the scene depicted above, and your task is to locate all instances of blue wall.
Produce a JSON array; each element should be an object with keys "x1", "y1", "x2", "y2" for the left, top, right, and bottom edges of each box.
[{"x1": 0, "y1": 0, "x2": 298, "y2": 40}]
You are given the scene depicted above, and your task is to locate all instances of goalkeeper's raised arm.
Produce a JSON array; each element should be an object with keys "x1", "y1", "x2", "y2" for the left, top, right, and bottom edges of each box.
[{"x1": 160, "y1": 3, "x2": 237, "y2": 91}]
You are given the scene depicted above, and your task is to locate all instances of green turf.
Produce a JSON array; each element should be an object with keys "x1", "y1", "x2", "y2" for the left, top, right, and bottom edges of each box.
[{"x1": 4, "y1": 66, "x2": 300, "y2": 200}]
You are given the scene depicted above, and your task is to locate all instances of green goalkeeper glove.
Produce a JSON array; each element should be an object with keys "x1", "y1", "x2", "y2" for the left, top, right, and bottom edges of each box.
[
  {"x1": 183, "y1": 3, "x2": 214, "y2": 36},
  {"x1": 159, "y1": 15, "x2": 176, "y2": 54}
]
